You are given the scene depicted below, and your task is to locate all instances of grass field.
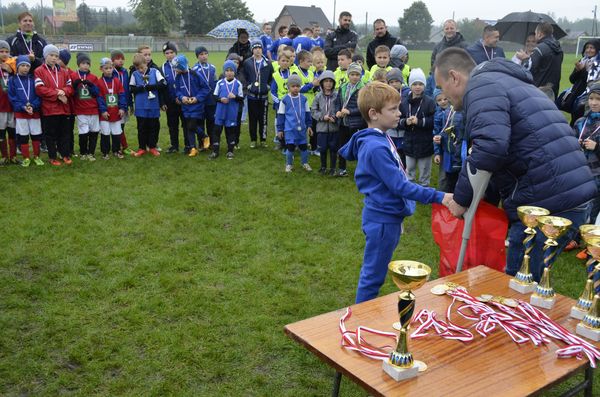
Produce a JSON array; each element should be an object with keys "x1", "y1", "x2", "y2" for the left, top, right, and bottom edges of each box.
[{"x1": 1, "y1": 50, "x2": 596, "y2": 396}]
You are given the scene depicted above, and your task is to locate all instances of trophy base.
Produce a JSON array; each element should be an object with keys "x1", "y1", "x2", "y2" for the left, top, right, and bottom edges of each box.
[
  {"x1": 570, "y1": 306, "x2": 589, "y2": 320},
  {"x1": 382, "y1": 359, "x2": 419, "y2": 382},
  {"x1": 576, "y1": 323, "x2": 600, "y2": 341},
  {"x1": 530, "y1": 295, "x2": 555, "y2": 310},
  {"x1": 509, "y1": 279, "x2": 537, "y2": 294}
]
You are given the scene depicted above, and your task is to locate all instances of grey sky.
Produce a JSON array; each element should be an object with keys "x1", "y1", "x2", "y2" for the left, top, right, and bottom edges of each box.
[{"x1": 20, "y1": 0, "x2": 595, "y2": 25}]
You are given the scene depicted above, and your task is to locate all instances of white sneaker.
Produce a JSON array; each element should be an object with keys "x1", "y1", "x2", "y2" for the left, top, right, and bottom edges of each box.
[
  {"x1": 80, "y1": 154, "x2": 88, "y2": 160},
  {"x1": 302, "y1": 163, "x2": 312, "y2": 171},
  {"x1": 285, "y1": 165, "x2": 293, "y2": 173}
]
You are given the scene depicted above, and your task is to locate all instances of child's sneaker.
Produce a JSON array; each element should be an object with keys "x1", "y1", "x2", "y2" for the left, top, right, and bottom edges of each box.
[
  {"x1": 338, "y1": 169, "x2": 348, "y2": 177},
  {"x1": 319, "y1": 167, "x2": 326, "y2": 175},
  {"x1": 88, "y1": 155, "x2": 96, "y2": 162},
  {"x1": 226, "y1": 151, "x2": 234, "y2": 160},
  {"x1": 202, "y1": 137, "x2": 210, "y2": 149},
  {"x1": 260, "y1": 141, "x2": 267, "y2": 148},
  {"x1": 328, "y1": 168, "x2": 336, "y2": 176},
  {"x1": 102, "y1": 154, "x2": 110, "y2": 160},
  {"x1": 167, "y1": 146, "x2": 178, "y2": 154},
  {"x1": 63, "y1": 157, "x2": 72, "y2": 165},
  {"x1": 21, "y1": 158, "x2": 30, "y2": 167},
  {"x1": 188, "y1": 147, "x2": 199, "y2": 157},
  {"x1": 10, "y1": 158, "x2": 22, "y2": 165},
  {"x1": 33, "y1": 156, "x2": 44, "y2": 166},
  {"x1": 49, "y1": 159, "x2": 62, "y2": 166},
  {"x1": 133, "y1": 149, "x2": 146, "y2": 157},
  {"x1": 302, "y1": 163, "x2": 312, "y2": 172},
  {"x1": 208, "y1": 152, "x2": 219, "y2": 160},
  {"x1": 250, "y1": 141, "x2": 256, "y2": 148},
  {"x1": 123, "y1": 147, "x2": 134, "y2": 155},
  {"x1": 156, "y1": 146, "x2": 162, "y2": 152},
  {"x1": 114, "y1": 151, "x2": 124, "y2": 159},
  {"x1": 576, "y1": 249, "x2": 589, "y2": 260},
  {"x1": 149, "y1": 148, "x2": 161, "y2": 157},
  {"x1": 285, "y1": 164, "x2": 293, "y2": 173},
  {"x1": 80, "y1": 154, "x2": 88, "y2": 161}
]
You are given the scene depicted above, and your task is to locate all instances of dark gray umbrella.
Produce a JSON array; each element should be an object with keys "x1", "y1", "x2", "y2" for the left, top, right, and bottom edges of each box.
[{"x1": 494, "y1": 11, "x2": 567, "y2": 44}]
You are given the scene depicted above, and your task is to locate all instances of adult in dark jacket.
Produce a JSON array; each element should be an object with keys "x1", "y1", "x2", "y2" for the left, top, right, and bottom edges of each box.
[
  {"x1": 228, "y1": 29, "x2": 252, "y2": 63},
  {"x1": 466, "y1": 25, "x2": 505, "y2": 65},
  {"x1": 566, "y1": 39, "x2": 600, "y2": 125},
  {"x1": 366, "y1": 19, "x2": 399, "y2": 69},
  {"x1": 7, "y1": 11, "x2": 47, "y2": 71},
  {"x1": 435, "y1": 48, "x2": 596, "y2": 283},
  {"x1": 430, "y1": 19, "x2": 468, "y2": 68},
  {"x1": 324, "y1": 11, "x2": 358, "y2": 71},
  {"x1": 530, "y1": 22, "x2": 564, "y2": 99}
]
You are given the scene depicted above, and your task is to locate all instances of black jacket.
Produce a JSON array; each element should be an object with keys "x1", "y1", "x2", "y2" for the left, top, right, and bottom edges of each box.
[
  {"x1": 430, "y1": 32, "x2": 468, "y2": 68},
  {"x1": 241, "y1": 56, "x2": 273, "y2": 99},
  {"x1": 324, "y1": 27, "x2": 358, "y2": 71},
  {"x1": 399, "y1": 93, "x2": 436, "y2": 158},
  {"x1": 366, "y1": 32, "x2": 399, "y2": 69},
  {"x1": 228, "y1": 41, "x2": 252, "y2": 63},
  {"x1": 530, "y1": 35, "x2": 564, "y2": 97},
  {"x1": 7, "y1": 30, "x2": 47, "y2": 70}
]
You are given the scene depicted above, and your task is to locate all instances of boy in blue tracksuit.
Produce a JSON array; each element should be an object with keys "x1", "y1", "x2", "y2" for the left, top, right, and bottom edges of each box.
[
  {"x1": 162, "y1": 41, "x2": 187, "y2": 153},
  {"x1": 192, "y1": 46, "x2": 217, "y2": 151},
  {"x1": 174, "y1": 55, "x2": 209, "y2": 158},
  {"x1": 276, "y1": 74, "x2": 313, "y2": 172},
  {"x1": 210, "y1": 60, "x2": 243, "y2": 160},
  {"x1": 339, "y1": 82, "x2": 451, "y2": 303},
  {"x1": 260, "y1": 23, "x2": 273, "y2": 60},
  {"x1": 111, "y1": 50, "x2": 133, "y2": 154}
]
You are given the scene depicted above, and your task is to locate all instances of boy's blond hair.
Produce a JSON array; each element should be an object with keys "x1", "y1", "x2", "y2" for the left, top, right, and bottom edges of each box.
[
  {"x1": 132, "y1": 53, "x2": 146, "y2": 68},
  {"x1": 137, "y1": 45, "x2": 151, "y2": 53},
  {"x1": 374, "y1": 45, "x2": 391, "y2": 56},
  {"x1": 358, "y1": 82, "x2": 400, "y2": 121},
  {"x1": 297, "y1": 50, "x2": 312, "y2": 63},
  {"x1": 371, "y1": 68, "x2": 388, "y2": 82},
  {"x1": 278, "y1": 49, "x2": 294, "y2": 62},
  {"x1": 310, "y1": 46, "x2": 325, "y2": 56}
]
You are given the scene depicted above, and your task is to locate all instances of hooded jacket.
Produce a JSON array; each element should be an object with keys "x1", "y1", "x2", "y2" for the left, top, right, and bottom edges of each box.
[
  {"x1": 324, "y1": 26, "x2": 358, "y2": 70},
  {"x1": 399, "y1": 93, "x2": 436, "y2": 158},
  {"x1": 430, "y1": 32, "x2": 468, "y2": 67},
  {"x1": 574, "y1": 112, "x2": 600, "y2": 178},
  {"x1": 530, "y1": 35, "x2": 564, "y2": 97},
  {"x1": 311, "y1": 73, "x2": 340, "y2": 133},
  {"x1": 336, "y1": 80, "x2": 366, "y2": 129},
  {"x1": 242, "y1": 55, "x2": 273, "y2": 99},
  {"x1": 454, "y1": 58, "x2": 595, "y2": 222},
  {"x1": 366, "y1": 32, "x2": 399, "y2": 69},
  {"x1": 569, "y1": 39, "x2": 600, "y2": 97},
  {"x1": 338, "y1": 128, "x2": 444, "y2": 223}
]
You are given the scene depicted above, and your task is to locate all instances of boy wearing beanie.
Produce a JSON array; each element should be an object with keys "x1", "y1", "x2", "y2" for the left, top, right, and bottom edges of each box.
[
  {"x1": 34, "y1": 44, "x2": 73, "y2": 166},
  {"x1": 110, "y1": 49, "x2": 133, "y2": 155},
  {"x1": 0, "y1": 39, "x2": 16, "y2": 164},
  {"x1": 70, "y1": 52, "x2": 100, "y2": 160},
  {"x1": 192, "y1": 46, "x2": 216, "y2": 151},
  {"x1": 399, "y1": 68, "x2": 436, "y2": 186},
  {"x1": 335, "y1": 62, "x2": 366, "y2": 177},
  {"x1": 161, "y1": 41, "x2": 187, "y2": 154},
  {"x1": 210, "y1": 60, "x2": 243, "y2": 159}
]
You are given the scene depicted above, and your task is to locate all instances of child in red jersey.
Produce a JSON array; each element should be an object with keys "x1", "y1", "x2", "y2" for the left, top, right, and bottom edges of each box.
[
  {"x1": 97, "y1": 58, "x2": 127, "y2": 158},
  {"x1": 70, "y1": 52, "x2": 100, "y2": 160}
]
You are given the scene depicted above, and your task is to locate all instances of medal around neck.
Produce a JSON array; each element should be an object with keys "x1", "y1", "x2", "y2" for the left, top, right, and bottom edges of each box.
[
  {"x1": 509, "y1": 206, "x2": 549, "y2": 294},
  {"x1": 383, "y1": 260, "x2": 431, "y2": 381}
]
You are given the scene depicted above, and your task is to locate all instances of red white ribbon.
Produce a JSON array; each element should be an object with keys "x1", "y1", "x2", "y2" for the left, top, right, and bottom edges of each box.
[{"x1": 339, "y1": 307, "x2": 396, "y2": 361}]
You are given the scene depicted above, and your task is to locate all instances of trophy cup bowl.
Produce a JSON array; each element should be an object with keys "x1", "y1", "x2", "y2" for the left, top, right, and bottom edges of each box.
[
  {"x1": 510, "y1": 206, "x2": 550, "y2": 293},
  {"x1": 383, "y1": 261, "x2": 431, "y2": 382},
  {"x1": 530, "y1": 216, "x2": 572, "y2": 310},
  {"x1": 571, "y1": 232, "x2": 600, "y2": 319}
]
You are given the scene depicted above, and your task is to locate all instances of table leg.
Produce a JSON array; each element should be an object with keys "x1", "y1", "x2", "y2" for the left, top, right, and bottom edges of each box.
[
  {"x1": 584, "y1": 364, "x2": 593, "y2": 397},
  {"x1": 331, "y1": 371, "x2": 342, "y2": 397}
]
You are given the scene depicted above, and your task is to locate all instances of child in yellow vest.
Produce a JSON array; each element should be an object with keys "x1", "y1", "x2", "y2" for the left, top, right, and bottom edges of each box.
[
  {"x1": 334, "y1": 49, "x2": 352, "y2": 87},
  {"x1": 369, "y1": 45, "x2": 392, "y2": 79},
  {"x1": 271, "y1": 48, "x2": 294, "y2": 148}
]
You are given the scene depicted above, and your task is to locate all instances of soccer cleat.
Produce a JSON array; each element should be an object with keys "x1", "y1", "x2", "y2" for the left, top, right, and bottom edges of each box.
[
  {"x1": 319, "y1": 167, "x2": 326, "y2": 175},
  {"x1": 80, "y1": 154, "x2": 88, "y2": 161},
  {"x1": 49, "y1": 159, "x2": 62, "y2": 166},
  {"x1": 208, "y1": 152, "x2": 219, "y2": 160},
  {"x1": 338, "y1": 169, "x2": 348, "y2": 177},
  {"x1": 167, "y1": 146, "x2": 178, "y2": 154},
  {"x1": 114, "y1": 151, "x2": 124, "y2": 159},
  {"x1": 10, "y1": 158, "x2": 22, "y2": 165},
  {"x1": 202, "y1": 137, "x2": 210, "y2": 149},
  {"x1": 149, "y1": 148, "x2": 161, "y2": 157},
  {"x1": 250, "y1": 141, "x2": 256, "y2": 148},
  {"x1": 63, "y1": 157, "x2": 72, "y2": 165},
  {"x1": 133, "y1": 149, "x2": 146, "y2": 157},
  {"x1": 564, "y1": 240, "x2": 578, "y2": 252},
  {"x1": 285, "y1": 164, "x2": 293, "y2": 173},
  {"x1": 33, "y1": 156, "x2": 44, "y2": 166},
  {"x1": 302, "y1": 163, "x2": 312, "y2": 171},
  {"x1": 123, "y1": 148, "x2": 134, "y2": 155},
  {"x1": 188, "y1": 147, "x2": 199, "y2": 157},
  {"x1": 328, "y1": 168, "x2": 336, "y2": 176},
  {"x1": 576, "y1": 249, "x2": 589, "y2": 260},
  {"x1": 21, "y1": 158, "x2": 30, "y2": 167},
  {"x1": 226, "y1": 151, "x2": 234, "y2": 160}
]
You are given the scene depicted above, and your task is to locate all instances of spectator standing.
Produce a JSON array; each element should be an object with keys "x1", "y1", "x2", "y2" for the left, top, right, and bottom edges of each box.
[
  {"x1": 7, "y1": 12, "x2": 47, "y2": 71},
  {"x1": 324, "y1": 12, "x2": 358, "y2": 71},
  {"x1": 466, "y1": 25, "x2": 505, "y2": 65},
  {"x1": 366, "y1": 19, "x2": 399, "y2": 70}
]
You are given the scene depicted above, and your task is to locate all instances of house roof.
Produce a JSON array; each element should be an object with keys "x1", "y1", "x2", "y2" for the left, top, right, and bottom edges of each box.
[{"x1": 274, "y1": 5, "x2": 332, "y2": 30}]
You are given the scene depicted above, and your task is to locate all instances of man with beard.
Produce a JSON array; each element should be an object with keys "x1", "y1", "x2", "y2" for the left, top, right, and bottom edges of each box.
[
  {"x1": 324, "y1": 11, "x2": 358, "y2": 71},
  {"x1": 366, "y1": 19, "x2": 400, "y2": 69}
]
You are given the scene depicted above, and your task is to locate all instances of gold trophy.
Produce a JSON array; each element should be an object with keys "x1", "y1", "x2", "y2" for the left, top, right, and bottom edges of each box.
[
  {"x1": 570, "y1": 227, "x2": 600, "y2": 319},
  {"x1": 530, "y1": 216, "x2": 572, "y2": 310},
  {"x1": 509, "y1": 206, "x2": 550, "y2": 294},
  {"x1": 576, "y1": 293, "x2": 600, "y2": 341},
  {"x1": 383, "y1": 260, "x2": 431, "y2": 382}
]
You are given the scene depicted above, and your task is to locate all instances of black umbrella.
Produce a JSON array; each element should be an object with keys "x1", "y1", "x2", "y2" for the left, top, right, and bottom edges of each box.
[{"x1": 494, "y1": 11, "x2": 567, "y2": 44}]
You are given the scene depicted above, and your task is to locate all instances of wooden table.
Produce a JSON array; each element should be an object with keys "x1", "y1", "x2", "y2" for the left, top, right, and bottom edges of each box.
[{"x1": 284, "y1": 266, "x2": 596, "y2": 397}]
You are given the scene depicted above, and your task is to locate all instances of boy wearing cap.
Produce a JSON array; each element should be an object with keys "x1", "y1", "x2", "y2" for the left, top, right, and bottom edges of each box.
[
  {"x1": 210, "y1": 60, "x2": 243, "y2": 160},
  {"x1": 277, "y1": 73, "x2": 313, "y2": 172},
  {"x1": 311, "y1": 70, "x2": 340, "y2": 175},
  {"x1": 34, "y1": 44, "x2": 73, "y2": 166},
  {"x1": 111, "y1": 50, "x2": 133, "y2": 155},
  {"x1": 0, "y1": 39, "x2": 16, "y2": 164},
  {"x1": 162, "y1": 41, "x2": 187, "y2": 154},
  {"x1": 192, "y1": 46, "x2": 216, "y2": 151},
  {"x1": 335, "y1": 62, "x2": 366, "y2": 177},
  {"x1": 71, "y1": 52, "x2": 100, "y2": 160},
  {"x1": 173, "y1": 54, "x2": 209, "y2": 157},
  {"x1": 97, "y1": 58, "x2": 127, "y2": 159},
  {"x1": 9, "y1": 55, "x2": 42, "y2": 166},
  {"x1": 242, "y1": 40, "x2": 273, "y2": 148},
  {"x1": 400, "y1": 68, "x2": 436, "y2": 186}
]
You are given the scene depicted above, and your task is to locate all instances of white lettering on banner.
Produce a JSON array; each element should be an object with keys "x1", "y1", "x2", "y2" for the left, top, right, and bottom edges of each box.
[{"x1": 69, "y1": 44, "x2": 94, "y2": 52}]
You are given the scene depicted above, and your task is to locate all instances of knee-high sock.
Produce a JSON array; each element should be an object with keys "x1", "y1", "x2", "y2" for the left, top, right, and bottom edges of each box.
[
  {"x1": 8, "y1": 138, "x2": 16, "y2": 158},
  {"x1": 79, "y1": 134, "x2": 89, "y2": 155},
  {"x1": 32, "y1": 140, "x2": 41, "y2": 157},
  {"x1": 20, "y1": 143, "x2": 30, "y2": 159},
  {"x1": 88, "y1": 132, "x2": 99, "y2": 155}
]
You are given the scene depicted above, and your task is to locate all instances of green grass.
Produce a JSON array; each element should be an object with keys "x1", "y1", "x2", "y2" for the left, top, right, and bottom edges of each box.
[{"x1": 0, "y1": 51, "x2": 596, "y2": 396}]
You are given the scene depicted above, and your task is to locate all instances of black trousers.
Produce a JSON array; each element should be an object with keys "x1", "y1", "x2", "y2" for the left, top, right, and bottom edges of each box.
[
  {"x1": 309, "y1": 118, "x2": 317, "y2": 151},
  {"x1": 199, "y1": 104, "x2": 216, "y2": 139},
  {"x1": 166, "y1": 101, "x2": 188, "y2": 149},
  {"x1": 42, "y1": 115, "x2": 70, "y2": 159},
  {"x1": 211, "y1": 124, "x2": 236, "y2": 153},
  {"x1": 247, "y1": 97, "x2": 268, "y2": 142},
  {"x1": 136, "y1": 117, "x2": 160, "y2": 150},
  {"x1": 338, "y1": 126, "x2": 358, "y2": 170},
  {"x1": 67, "y1": 115, "x2": 75, "y2": 154}
]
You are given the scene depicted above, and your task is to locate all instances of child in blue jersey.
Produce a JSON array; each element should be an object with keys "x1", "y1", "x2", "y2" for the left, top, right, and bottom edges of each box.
[
  {"x1": 174, "y1": 55, "x2": 209, "y2": 158},
  {"x1": 210, "y1": 60, "x2": 243, "y2": 160},
  {"x1": 111, "y1": 50, "x2": 133, "y2": 155},
  {"x1": 129, "y1": 53, "x2": 166, "y2": 157},
  {"x1": 312, "y1": 24, "x2": 324, "y2": 48},
  {"x1": 270, "y1": 25, "x2": 291, "y2": 62},
  {"x1": 193, "y1": 46, "x2": 217, "y2": 152},
  {"x1": 293, "y1": 28, "x2": 314, "y2": 53},
  {"x1": 162, "y1": 41, "x2": 186, "y2": 154},
  {"x1": 277, "y1": 74, "x2": 313, "y2": 173},
  {"x1": 338, "y1": 82, "x2": 452, "y2": 303},
  {"x1": 260, "y1": 23, "x2": 273, "y2": 61}
]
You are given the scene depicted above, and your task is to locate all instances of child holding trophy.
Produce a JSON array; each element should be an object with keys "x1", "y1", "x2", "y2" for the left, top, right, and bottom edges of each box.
[{"x1": 338, "y1": 82, "x2": 452, "y2": 303}]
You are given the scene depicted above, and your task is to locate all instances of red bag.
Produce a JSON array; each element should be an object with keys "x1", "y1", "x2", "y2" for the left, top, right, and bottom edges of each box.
[{"x1": 431, "y1": 201, "x2": 509, "y2": 276}]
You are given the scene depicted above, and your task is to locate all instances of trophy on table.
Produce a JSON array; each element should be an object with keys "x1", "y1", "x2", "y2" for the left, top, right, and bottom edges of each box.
[
  {"x1": 142, "y1": 74, "x2": 156, "y2": 99},
  {"x1": 383, "y1": 260, "x2": 431, "y2": 382},
  {"x1": 576, "y1": 236, "x2": 600, "y2": 341},
  {"x1": 570, "y1": 226, "x2": 600, "y2": 319},
  {"x1": 530, "y1": 216, "x2": 572, "y2": 310},
  {"x1": 509, "y1": 206, "x2": 550, "y2": 294}
]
